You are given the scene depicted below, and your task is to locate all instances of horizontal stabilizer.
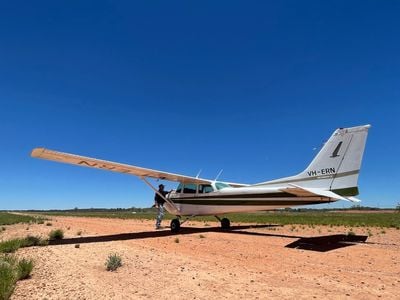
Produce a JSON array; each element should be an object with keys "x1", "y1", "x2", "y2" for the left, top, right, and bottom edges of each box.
[
  {"x1": 284, "y1": 184, "x2": 361, "y2": 202},
  {"x1": 346, "y1": 196, "x2": 361, "y2": 203}
]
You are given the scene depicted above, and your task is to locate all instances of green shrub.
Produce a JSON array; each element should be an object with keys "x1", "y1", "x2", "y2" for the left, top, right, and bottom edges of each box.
[
  {"x1": 49, "y1": 229, "x2": 64, "y2": 240},
  {"x1": 25, "y1": 235, "x2": 48, "y2": 246},
  {"x1": 105, "y1": 253, "x2": 122, "y2": 271},
  {"x1": 0, "y1": 239, "x2": 22, "y2": 254},
  {"x1": 21, "y1": 236, "x2": 41, "y2": 247},
  {"x1": 0, "y1": 255, "x2": 34, "y2": 300},
  {"x1": 0, "y1": 260, "x2": 16, "y2": 300},
  {"x1": 0, "y1": 236, "x2": 48, "y2": 254},
  {"x1": 1, "y1": 255, "x2": 17, "y2": 266},
  {"x1": 174, "y1": 238, "x2": 180, "y2": 243},
  {"x1": 16, "y1": 259, "x2": 34, "y2": 280},
  {"x1": 0, "y1": 256, "x2": 18, "y2": 300},
  {"x1": 45, "y1": 222, "x2": 52, "y2": 226},
  {"x1": 199, "y1": 234, "x2": 206, "y2": 239},
  {"x1": 347, "y1": 231, "x2": 356, "y2": 236},
  {"x1": 36, "y1": 238, "x2": 48, "y2": 246}
]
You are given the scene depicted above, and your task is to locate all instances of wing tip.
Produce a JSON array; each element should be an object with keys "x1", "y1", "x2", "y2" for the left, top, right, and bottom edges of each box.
[{"x1": 31, "y1": 147, "x2": 46, "y2": 158}]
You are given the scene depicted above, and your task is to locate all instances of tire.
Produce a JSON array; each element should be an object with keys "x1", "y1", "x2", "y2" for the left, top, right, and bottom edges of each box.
[
  {"x1": 221, "y1": 218, "x2": 230, "y2": 230},
  {"x1": 170, "y1": 218, "x2": 181, "y2": 232}
]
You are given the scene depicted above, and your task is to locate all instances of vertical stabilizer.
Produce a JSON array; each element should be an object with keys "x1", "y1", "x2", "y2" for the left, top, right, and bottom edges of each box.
[{"x1": 255, "y1": 125, "x2": 371, "y2": 196}]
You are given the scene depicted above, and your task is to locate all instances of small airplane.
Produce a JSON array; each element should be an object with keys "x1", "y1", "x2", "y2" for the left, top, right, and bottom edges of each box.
[{"x1": 31, "y1": 124, "x2": 370, "y2": 232}]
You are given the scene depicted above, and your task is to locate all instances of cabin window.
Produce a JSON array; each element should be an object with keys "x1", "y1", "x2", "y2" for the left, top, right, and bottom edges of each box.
[
  {"x1": 198, "y1": 184, "x2": 213, "y2": 193},
  {"x1": 182, "y1": 184, "x2": 197, "y2": 193},
  {"x1": 176, "y1": 183, "x2": 183, "y2": 193}
]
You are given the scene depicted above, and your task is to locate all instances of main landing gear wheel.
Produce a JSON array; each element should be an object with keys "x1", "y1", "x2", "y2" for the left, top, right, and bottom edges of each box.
[
  {"x1": 170, "y1": 218, "x2": 181, "y2": 232},
  {"x1": 221, "y1": 218, "x2": 230, "y2": 230}
]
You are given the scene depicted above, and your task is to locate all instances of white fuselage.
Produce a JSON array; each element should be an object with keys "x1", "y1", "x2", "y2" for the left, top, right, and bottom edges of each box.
[{"x1": 164, "y1": 186, "x2": 334, "y2": 216}]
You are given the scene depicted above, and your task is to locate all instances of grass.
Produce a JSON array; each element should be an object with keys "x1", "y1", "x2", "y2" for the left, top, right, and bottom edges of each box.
[
  {"x1": 0, "y1": 213, "x2": 46, "y2": 226},
  {"x1": 16, "y1": 258, "x2": 34, "y2": 280},
  {"x1": 0, "y1": 255, "x2": 34, "y2": 300},
  {"x1": 49, "y1": 229, "x2": 64, "y2": 240},
  {"x1": 0, "y1": 259, "x2": 15, "y2": 300},
  {"x1": 0, "y1": 236, "x2": 48, "y2": 254},
  {"x1": 21, "y1": 235, "x2": 48, "y2": 247},
  {"x1": 0, "y1": 234, "x2": 44, "y2": 299},
  {"x1": 0, "y1": 240, "x2": 23, "y2": 254},
  {"x1": 105, "y1": 253, "x2": 122, "y2": 271},
  {"x1": 31, "y1": 210, "x2": 400, "y2": 228}
]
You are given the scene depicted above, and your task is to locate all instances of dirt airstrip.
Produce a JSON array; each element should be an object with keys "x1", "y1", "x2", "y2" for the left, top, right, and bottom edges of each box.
[{"x1": 2, "y1": 216, "x2": 399, "y2": 299}]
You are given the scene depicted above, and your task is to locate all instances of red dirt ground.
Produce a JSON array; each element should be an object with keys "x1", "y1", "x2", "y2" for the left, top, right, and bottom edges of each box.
[{"x1": 1, "y1": 216, "x2": 399, "y2": 299}]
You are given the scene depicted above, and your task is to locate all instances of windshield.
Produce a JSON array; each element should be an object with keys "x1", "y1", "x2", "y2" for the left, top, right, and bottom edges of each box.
[{"x1": 215, "y1": 182, "x2": 231, "y2": 190}]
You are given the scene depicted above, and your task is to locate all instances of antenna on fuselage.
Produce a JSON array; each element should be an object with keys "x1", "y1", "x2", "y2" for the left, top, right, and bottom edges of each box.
[
  {"x1": 214, "y1": 169, "x2": 223, "y2": 181},
  {"x1": 195, "y1": 169, "x2": 202, "y2": 179}
]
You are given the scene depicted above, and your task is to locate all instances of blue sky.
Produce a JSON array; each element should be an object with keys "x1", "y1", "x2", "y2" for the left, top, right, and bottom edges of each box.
[{"x1": 1, "y1": 1, "x2": 399, "y2": 210}]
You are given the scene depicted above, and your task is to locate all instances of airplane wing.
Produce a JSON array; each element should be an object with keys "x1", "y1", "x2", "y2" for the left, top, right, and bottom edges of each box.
[
  {"x1": 31, "y1": 148, "x2": 247, "y2": 187},
  {"x1": 282, "y1": 184, "x2": 361, "y2": 202}
]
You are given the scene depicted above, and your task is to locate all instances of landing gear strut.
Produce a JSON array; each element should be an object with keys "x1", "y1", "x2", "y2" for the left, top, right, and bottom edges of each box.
[
  {"x1": 170, "y1": 218, "x2": 181, "y2": 232},
  {"x1": 215, "y1": 216, "x2": 231, "y2": 230}
]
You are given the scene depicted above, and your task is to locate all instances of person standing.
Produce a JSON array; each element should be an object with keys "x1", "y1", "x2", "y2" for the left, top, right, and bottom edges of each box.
[{"x1": 154, "y1": 184, "x2": 168, "y2": 229}]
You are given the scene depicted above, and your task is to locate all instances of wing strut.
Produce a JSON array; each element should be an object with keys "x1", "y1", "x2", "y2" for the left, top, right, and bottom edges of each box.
[{"x1": 140, "y1": 177, "x2": 180, "y2": 213}]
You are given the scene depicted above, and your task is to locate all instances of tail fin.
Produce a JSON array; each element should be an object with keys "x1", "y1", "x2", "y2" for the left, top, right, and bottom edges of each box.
[{"x1": 258, "y1": 125, "x2": 371, "y2": 196}]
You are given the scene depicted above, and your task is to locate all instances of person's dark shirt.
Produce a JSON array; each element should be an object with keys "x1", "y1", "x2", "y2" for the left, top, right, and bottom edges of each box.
[{"x1": 155, "y1": 190, "x2": 168, "y2": 205}]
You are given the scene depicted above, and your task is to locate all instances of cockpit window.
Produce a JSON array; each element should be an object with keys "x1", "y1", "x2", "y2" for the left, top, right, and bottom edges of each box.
[
  {"x1": 183, "y1": 184, "x2": 197, "y2": 193},
  {"x1": 215, "y1": 182, "x2": 230, "y2": 190},
  {"x1": 176, "y1": 183, "x2": 183, "y2": 193}
]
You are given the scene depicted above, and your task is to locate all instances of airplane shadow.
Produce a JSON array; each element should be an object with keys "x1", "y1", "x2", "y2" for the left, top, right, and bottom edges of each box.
[
  {"x1": 285, "y1": 234, "x2": 368, "y2": 252},
  {"x1": 48, "y1": 224, "x2": 367, "y2": 252}
]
